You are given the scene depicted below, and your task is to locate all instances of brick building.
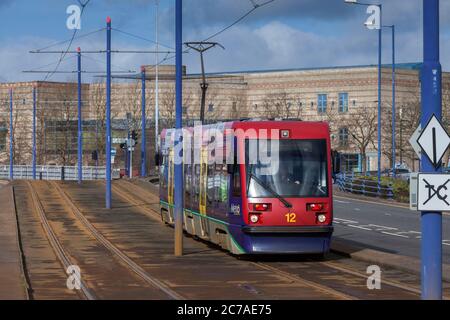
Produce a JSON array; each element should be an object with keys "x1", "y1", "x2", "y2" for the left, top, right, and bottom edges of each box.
[{"x1": 1, "y1": 62, "x2": 449, "y2": 172}]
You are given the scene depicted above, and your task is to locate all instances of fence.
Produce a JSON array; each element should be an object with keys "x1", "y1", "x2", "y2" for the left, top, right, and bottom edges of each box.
[
  {"x1": 0, "y1": 165, "x2": 120, "y2": 181},
  {"x1": 336, "y1": 172, "x2": 394, "y2": 199}
]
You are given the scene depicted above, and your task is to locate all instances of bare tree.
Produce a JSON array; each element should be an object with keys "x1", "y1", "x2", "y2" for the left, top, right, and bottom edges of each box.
[
  {"x1": 203, "y1": 86, "x2": 225, "y2": 123},
  {"x1": 159, "y1": 83, "x2": 192, "y2": 128},
  {"x1": 89, "y1": 81, "x2": 119, "y2": 163},
  {"x1": 344, "y1": 106, "x2": 378, "y2": 173},
  {"x1": 260, "y1": 91, "x2": 303, "y2": 120},
  {"x1": 228, "y1": 93, "x2": 248, "y2": 120}
]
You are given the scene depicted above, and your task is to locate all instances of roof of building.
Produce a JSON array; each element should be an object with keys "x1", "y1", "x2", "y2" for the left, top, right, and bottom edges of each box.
[{"x1": 188, "y1": 62, "x2": 423, "y2": 77}]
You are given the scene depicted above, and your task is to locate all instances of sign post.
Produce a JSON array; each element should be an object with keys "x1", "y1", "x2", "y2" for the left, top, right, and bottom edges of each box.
[{"x1": 420, "y1": 0, "x2": 443, "y2": 300}]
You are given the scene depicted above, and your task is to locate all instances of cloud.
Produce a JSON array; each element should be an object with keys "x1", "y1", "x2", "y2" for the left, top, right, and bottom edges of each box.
[{"x1": 2, "y1": 0, "x2": 450, "y2": 84}]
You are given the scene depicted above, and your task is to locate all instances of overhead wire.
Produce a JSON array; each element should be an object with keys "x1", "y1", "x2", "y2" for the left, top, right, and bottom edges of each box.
[
  {"x1": 144, "y1": 0, "x2": 276, "y2": 73},
  {"x1": 42, "y1": 0, "x2": 93, "y2": 81}
]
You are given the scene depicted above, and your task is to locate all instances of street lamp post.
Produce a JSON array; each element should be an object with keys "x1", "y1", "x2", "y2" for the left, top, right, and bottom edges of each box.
[
  {"x1": 383, "y1": 25, "x2": 396, "y2": 175},
  {"x1": 345, "y1": 0, "x2": 383, "y2": 188}
]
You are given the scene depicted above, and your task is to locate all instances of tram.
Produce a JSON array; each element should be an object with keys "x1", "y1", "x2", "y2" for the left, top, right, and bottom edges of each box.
[{"x1": 159, "y1": 120, "x2": 333, "y2": 255}]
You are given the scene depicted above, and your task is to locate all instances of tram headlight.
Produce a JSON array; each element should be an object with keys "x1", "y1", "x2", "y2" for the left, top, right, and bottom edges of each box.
[
  {"x1": 250, "y1": 214, "x2": 260, "y2": 224},
  {"x1": 317, "y1": 214, "x2": 327, "y2": 223}
]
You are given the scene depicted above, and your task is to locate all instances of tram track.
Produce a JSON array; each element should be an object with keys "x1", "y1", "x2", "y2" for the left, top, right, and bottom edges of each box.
[
  {"x1": 26, "y1": 181, "x2": 95, "y2": 300},
  {"x1": 50, "y1": 181, "x2": 185, "y2": 300},
  {"x1": 112, "y1": 180, "x2": 422, "y2": 299},
  {"x1": 24, "y1": 180, "x2": 185, "y2": 300}
]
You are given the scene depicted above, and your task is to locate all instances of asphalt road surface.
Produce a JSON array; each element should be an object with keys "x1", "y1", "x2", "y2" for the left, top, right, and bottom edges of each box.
[{"x1": 333, "y1": 194, "x2": 450, "y2": 264}]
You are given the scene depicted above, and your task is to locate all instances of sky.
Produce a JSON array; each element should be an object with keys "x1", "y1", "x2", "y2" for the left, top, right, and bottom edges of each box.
[{"x1": 0, "y1": 0, "x2": 449, "y2": 83}]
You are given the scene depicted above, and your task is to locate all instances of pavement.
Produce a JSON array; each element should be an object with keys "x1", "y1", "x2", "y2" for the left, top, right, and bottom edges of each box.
[
  {"x1": 332, "y1": 188, "x2": 450, "y2": 266},
  {"x1": 0, "y1": 184, "x2": 29, "y2": 300}
]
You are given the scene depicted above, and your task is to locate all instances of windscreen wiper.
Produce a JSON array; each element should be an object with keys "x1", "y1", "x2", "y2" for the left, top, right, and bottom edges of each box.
[{"x1": 248, "y1": 172, "x2": 293, "y2": 208}]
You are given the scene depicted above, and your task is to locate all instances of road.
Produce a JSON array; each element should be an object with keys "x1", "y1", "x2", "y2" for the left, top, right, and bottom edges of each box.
[{"x1": 333, "y1": 194, "x2": 450, "y2": 264}]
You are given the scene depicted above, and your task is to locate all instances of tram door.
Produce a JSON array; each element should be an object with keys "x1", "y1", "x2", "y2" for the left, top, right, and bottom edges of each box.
[
  {"x1": 167, "y1": 149, "x2": 174, "y2": 223},
  {"x1": 199, "y1": 149, "x2": 208, "y2": 237}
]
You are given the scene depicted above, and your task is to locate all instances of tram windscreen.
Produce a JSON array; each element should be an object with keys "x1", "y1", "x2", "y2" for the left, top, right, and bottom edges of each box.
[{"x1": 245, "y1": 139, "x2": 328, "y2": 198}]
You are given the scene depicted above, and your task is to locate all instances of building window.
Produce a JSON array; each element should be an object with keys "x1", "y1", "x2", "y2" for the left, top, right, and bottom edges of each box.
[
  {"x1": 339, "y1": 93, "x2": 349, "y2": 112},
  {"x1": 318, "y1": 94, "x2": 327, "y2": 113},
  {"x1": 232, "y1": 102, "x2": 237, "y2": 113},
  {"x1": 339, "y1": 128, "x2": 349, "y2": 147},
  {"x1": 0, "y1": 127, "x2": 6, "y2": 152},
  {"x1": 208, "y1": 103, "x2": 214, "y2": 112}
]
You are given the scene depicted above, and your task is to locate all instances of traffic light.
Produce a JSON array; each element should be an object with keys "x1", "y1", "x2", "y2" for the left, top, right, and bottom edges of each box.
[
  {"x1": 120, "y1": 143, "x2": 126, "y2": 150},
  {"x1": 131, "y1": 130, "x2": 138, "y2": 145}
]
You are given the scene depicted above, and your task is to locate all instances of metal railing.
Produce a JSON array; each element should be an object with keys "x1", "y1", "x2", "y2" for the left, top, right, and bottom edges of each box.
[
  {"x1": 0, "y1": 165, "x2": 120, "y2": 181},
  {"x1": 336, "y1": 172, "x2": 394, "y2": 199}
]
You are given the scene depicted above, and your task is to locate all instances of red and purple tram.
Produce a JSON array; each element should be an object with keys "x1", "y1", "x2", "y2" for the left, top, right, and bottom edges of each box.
[{"x1": 159, "y1": 120, "x2": 333, "y2": 255}]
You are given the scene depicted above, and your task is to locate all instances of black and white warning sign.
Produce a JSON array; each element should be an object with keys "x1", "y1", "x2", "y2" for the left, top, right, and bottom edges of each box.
[
  {"x1": 417, "y1": 173, "x2": 450, "y2": 211},
  {"x1": 416, "y1": 114, "x2": 450, "y2": 168}
]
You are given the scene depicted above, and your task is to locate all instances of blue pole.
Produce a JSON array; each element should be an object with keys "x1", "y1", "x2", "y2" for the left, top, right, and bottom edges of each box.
[
  {"x1": 127, "y1": 130, "x2": 131, "y2": 176},
  {"x1": 421, "y1": 0, "x2": 442, "y2": 300},
  {"x1": 141, "y1": 66, "x2": 147, "y2": 177},
  {"x1": 391, "y1": 26, "x2": 396, "y2": 175},
  {"x1": 174, "y1": 0, "x2": 184, "y2": 256},
  {"x1": 32, "y1": 87, "x2": 37, "y2": 180},
  {"x1": 382, "y1": 24, "x2": 396, "y2": 172},
  {"x1": 9, "y1": 88, "x2": 13, "y2": 180},
  {"x1": 377, "y1": 4, "x2": 382, "y2": 189},
  {"x1": 106, "y1": 17, "x2": 112, "y2": 209},
  {"x1": 77, "y1": 47, "x2": 83, "y2": 184}
]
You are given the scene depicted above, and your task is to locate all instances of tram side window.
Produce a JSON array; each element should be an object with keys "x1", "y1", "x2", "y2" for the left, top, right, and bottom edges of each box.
[
  {"x1": 193, "y1": 164, "x2": 200, "y2": 204},
  {"x1": 185, "y1": 164, "x2": 192, "y2": 196},
  {"x1": 218, "y1": 164, "x2": 228, "y2": 203},
  {"x1": 232, "y1": 164, "x2": 241, "y2": 197},
  {"x1": 207, "y1": 164, "x2": 215, "y2": 204},
  {"x1": 161, "y1": 155, "x2": 168, "y2": 188}
]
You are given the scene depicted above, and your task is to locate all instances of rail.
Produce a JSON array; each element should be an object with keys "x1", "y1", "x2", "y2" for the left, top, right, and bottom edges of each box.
[
  {"x1": 336, "y1": 172, "x2": 394, "y2": 199},
  {"x1": 0, "y1": 165, "x2": 120, "y2": 181}
]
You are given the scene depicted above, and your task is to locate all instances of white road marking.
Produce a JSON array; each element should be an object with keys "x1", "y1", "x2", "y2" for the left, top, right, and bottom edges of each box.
[
  {"x1": 368, "y1": 224, "x2": 398, "y2": 231},
  {"x1": 407, "y1": 231, "x2": 422, "y2": 239},
  {"x1": 381, "y1": 231, "x2": 410, "y2": 238},
  {"x1": 354, "y1": 208, "x2": 361, "y2": 211},
  {"x1": 335, "y1": 195, "x2": 450, "y2": 217},
  {"x1": 334, "y1": 218, "x2": 358, "y2": 224},
  {"x1": 443, "y1": 240, "x2": 450, "y2": 246},
  {"x1": 348, "y1": 224, "x2": 372, "y2": 231},
  {"x1": 335, "y1": 200, "x2": 350, "y2": 204}
]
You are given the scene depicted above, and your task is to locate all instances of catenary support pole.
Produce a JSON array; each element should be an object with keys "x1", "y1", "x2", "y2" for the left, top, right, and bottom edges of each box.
[
  {"x1": 77, "y1": 47, "x2": 83, "y2": 184},
  {"x1": 9, "y1": 89, "x2": 13, "y2": 180},
  {"x1": 32, "y1": 86, "x2": 37, "y2": 180},
  {"x1": 174, "y1": 0, "x2": 184, "y2": 256},
  {"x1": 141, "y1": 66, "x2": 146, "y2": 177},
  {"x1": 106, "y1": 17, "x2": 112, "y2": 209},
  {"x1": 155, "y1": 0, "x2": 160, "y2": 173},
  {"x1": 421, "y1": 0, "x2": 442, "y2": 300},
  {"x1": 391, "y1": 26, "x2": 396, "y2": 174}
]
